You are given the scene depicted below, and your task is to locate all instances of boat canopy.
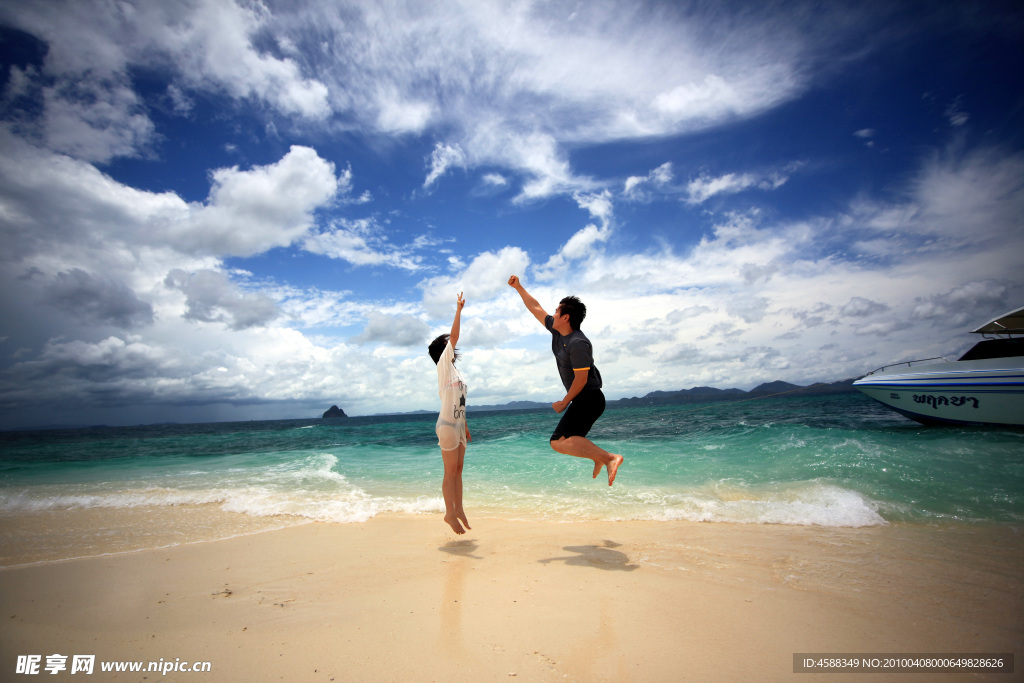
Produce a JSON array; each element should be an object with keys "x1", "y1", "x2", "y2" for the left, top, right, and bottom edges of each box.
[{"x1": 971, "y1": 305, "x2": 1024, "y2": 335}]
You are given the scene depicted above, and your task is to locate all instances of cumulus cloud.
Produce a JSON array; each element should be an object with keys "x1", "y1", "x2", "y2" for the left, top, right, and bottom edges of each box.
[
  {"x1": 852, "y1": 320, "x2": 911, "y2": 338},
  {"x1": 561, "y1": 223, "x2": 611, "y2": 261},
  {"x1": 164, "y1": 269, "x2": 281, "y2": 330},
  {"x1": 41, "y1": 76, "x2": 156, "y2": 163},
  {"x1": 840, "y1": 297, "x2": 889, "y2": 318},
  {"x1": 0, "y1": 0, "x2": 863, "y2": 199},
  {"x1": 667, "y1": 306, "x2": 713, "y2": 324},
  {"x1": 910, "y1": 281, "x2": 1008, "y2": 327},
  {"x1": 44, "y1": 269, "x2": 154, "y2": 329},
  {"x1": 413, "y1": 139, "x2": 1021, "y2": 400},
  {"x1": 0, "y1": 0, "x2": 330, "y2": 164},
  {"x1": 726, "y1": 296, "x2": 771, "y2": 324},
  {"x1": 352, "y1": 312, "x2": 430, "y2": 347},
  {"x1": 291, "y1": 0, "x2": 825, "y2": 200},
  {"x1": 514, "y1": 144, "x2": 1023, "y2": 393},
  {"x1": 3, "y1": 336, "x2": 184, "y2": 406},
  {"x1": 0, "y1": 140, "x2": 345, "y2": 262},
  {"x1": 2, "y1": 0, "x2": 840, "y2": 200},
  {"x1": 303, "y1": 218, "x2": 422, "y2": 270},
  {"x1": 182, "y1": 146, "x2": 340, "y2": 257},
  {"x1": 420, "y1": 246, "x2": 530, "y2": 317}
]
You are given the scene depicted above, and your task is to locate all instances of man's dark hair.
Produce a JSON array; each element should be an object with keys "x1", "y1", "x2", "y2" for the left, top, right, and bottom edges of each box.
[
  {"x1": 559, "y1": 295, "x2": 587, "y2": 330},
  {"x1": 428, "y1": 334, "x2": 459, "y2": 365}
]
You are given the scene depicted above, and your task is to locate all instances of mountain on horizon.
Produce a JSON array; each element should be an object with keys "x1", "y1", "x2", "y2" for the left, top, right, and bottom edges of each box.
[{"x1": 468, "y1": 378, "x2": 857, "y2": 412}]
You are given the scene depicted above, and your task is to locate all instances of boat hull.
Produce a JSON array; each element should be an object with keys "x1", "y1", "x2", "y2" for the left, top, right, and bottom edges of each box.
[{"x1": 853, "y1": 358, "x2": 1024, "y2": 427}]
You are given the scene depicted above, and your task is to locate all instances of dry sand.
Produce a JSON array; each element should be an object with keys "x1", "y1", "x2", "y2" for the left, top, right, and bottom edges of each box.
[{"x1": 1, "y1": 516, "x2": 1021, "y2": 681}]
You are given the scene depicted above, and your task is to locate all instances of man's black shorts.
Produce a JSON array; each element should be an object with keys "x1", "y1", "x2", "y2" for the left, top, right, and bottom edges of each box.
[{"x1": 550, "y1": 388, "x2": 606, "y2": 442}]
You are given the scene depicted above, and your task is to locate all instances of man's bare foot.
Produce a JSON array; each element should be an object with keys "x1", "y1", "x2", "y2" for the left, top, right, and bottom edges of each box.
[
  {"x1": 592, "y1": 461, "x2": 603, "y2": 479},
  {"x1": 606, "y1": 454, "x2": 623, "y2": 486},
  {"x1": 457, "y1": 511, "x2": 471, "y2": 530},
  {"x1": 444, "y1": 513, "x2": 466, "y2": 534}
]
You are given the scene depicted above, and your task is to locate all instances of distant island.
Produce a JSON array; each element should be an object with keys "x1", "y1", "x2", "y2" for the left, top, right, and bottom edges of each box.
[
  {"x1": 351, "y1": 379, "x2": 860, "y2": 418},
  {"x1": 465, "y1": 379, "x2": 858, "y2": 413},
  {"x1": 322, "y1": 405, "x2": 348, "y2": 418}
]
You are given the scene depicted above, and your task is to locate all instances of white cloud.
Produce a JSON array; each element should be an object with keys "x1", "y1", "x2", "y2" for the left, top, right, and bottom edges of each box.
[
  {"x1": 854, "y1": 129, "x2": 876, "y2": 148},
  {"x1": 561, "y1": 223, "x2": 611, "y2": 261},
  {"x1": 181, "y1": 146, "x2": 340, "y2": 257},
  {"x1": 423, "y1": 142, "x2": 466, "y2": 189},
  {"x1": 3, "y1": 135, "x2": 1022, "y2": 423},
  {"x1": 0, "y1": 135, "x2": 364, "y2": 420},
  {"x1": 164, "y1": 269, "x2": 281, "y2": 331},
  {"x1": 302, "y1": 218, "x2": 422, "y2": 271},
  {"x1": 852, "y1": 320, "x2": 910, "y2": 338},
  {"x1": 537, "y1": 191, "x2": 614, "y2": 277},
  {"x1": 573, "y1": 190, "x2": 613, "y2": 228},
  {"x1": 352, "y1": 312, "x2": 430, "y2": 347},
  {"x1": 0, "y1": 140, "x2": 342, "y2": 263},
  {"x1": 1, "y1": 0, "x2": 331, "y2": 164},
  {"x1": 146, "y1": 0, "x2": 331, "y2": 119},
  {"x1": 41, "y1": 76, "x2": 156, "y2": 163},
  {"x1": 282, "y1": 1, "x2": 818, "y2": 200},
  {"x1": 1, "y1": 0, "x2": 837, "y2": 198},
  {"x1": 910, "y1": 281, "x2": 1008, "y2": 328},
  {"x1": 624, "y1": 162, "x2": 673, "y2": 199},
  {"x1": 909, "y1": 146, "x2": 1024, "y2": 244},
  {"x1": 840, "y1": 297, "x2": 889, "y2": 318},
  {"x1": 419, "y1": 246, "x2": 531, "y2": 318},
  {"x1": 686, "y1": 170, "x2": 789, "y2": 204},
  {"x1": 495, "y1": 145, "x2": 1024, "y2": 396},
  {"x1": 495, "y1": 131, "x2": 590, "y2": 202},
  {"x1": 945, "y1": 96, "x2": 969, "y2": 127},
  {"x1": 20, "y1": 336, "x2": 180, "y2": 381},
  {"x1": 376, "y1": 94, "x2": 433, "y2": 134}
]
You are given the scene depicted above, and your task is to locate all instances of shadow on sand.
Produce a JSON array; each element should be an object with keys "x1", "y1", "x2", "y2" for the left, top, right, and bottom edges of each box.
[
  {"x1": 439, "y1": 538, "x2": 482, "y2": 560},
  {"x1": 538, "y1": 540, "x2": 638, "y2": 571}
]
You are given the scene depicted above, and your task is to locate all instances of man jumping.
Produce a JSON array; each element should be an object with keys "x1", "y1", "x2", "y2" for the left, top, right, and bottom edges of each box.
[{"x1": 508, "y1": 275, "x2": 623, "y2": 486}]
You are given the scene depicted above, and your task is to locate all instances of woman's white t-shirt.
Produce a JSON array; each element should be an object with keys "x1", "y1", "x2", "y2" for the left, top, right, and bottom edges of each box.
[{"x1": 435, "y1": 340, "x2": 467, "y2": 450}]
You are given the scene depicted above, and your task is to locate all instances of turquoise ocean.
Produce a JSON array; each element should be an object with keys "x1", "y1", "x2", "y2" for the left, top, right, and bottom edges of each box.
[{"x1": 2, "y1": 393, "x2": 1022, "y2": 566}]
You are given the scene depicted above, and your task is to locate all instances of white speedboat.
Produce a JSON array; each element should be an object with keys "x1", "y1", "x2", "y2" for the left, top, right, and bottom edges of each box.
[{"x1": 853, "y1": 306, "x2": 1024, "y2": 426}]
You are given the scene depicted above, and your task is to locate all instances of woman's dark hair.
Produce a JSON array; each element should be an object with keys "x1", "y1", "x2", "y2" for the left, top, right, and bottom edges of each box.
[
  {"x1": 428, "y1": 334, "x2": 459, "y2": 365},
  {"x1": 558, "y1": 295, "x2": 587, "y2": 330}
]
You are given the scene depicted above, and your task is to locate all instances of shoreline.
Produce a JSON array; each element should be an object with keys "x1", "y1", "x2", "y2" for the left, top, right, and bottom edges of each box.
[
  {"x1": 2, "y1": 516, "x2": 1021, "y2": 681},
  {"x1": 0, "y1": 501, "x2": 1021, "y2": 568}
]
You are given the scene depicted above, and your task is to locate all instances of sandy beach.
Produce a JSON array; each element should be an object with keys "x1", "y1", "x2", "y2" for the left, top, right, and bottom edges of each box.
[{"x1": 1, "y1": 515, "x2": 1021, "y2": 681}]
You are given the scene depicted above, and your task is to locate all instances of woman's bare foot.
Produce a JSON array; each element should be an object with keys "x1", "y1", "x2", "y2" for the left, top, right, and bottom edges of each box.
[
  {"x1": 592, "y1": 461, "x2": 603, "y2": 479},
  {"x1": 457, "y1": 510, "x2": 471, "y2": 530},
  {"x1": 444, "y1": 513, "x2": 466, "y2": 534},
  {"x1": 606, "y1": 454, "x2": 623, "y2": 486}
]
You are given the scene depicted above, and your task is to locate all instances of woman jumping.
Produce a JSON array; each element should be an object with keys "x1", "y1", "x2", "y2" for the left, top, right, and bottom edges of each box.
[{"x1": 428, "y1": 292, "x2": 471, "y2": 534}]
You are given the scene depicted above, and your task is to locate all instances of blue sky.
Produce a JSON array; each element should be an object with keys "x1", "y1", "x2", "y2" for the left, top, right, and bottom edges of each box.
[{"x1": 1, "y1": 0, "x2": 1022, "y2": 429}]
